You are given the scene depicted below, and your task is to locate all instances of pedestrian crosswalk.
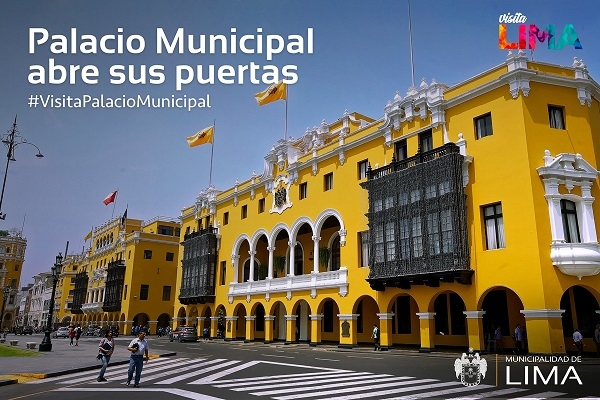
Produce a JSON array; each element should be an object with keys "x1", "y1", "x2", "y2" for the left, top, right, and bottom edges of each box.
[{"x1": 27, "y1": 357, "x2": 590, "y2": 399}]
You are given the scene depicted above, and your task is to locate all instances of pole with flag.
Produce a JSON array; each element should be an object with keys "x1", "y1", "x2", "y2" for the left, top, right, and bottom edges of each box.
[
  {"x1": 103, "y1": 189, "x2": 118, "y2": 218},
  {"x1": 186, "y1": 123, "x2": 215, "y2": 186},
  {"x1": 254, "y1": 81, "x2": 288, "y2": 140},
  {"x1": 121, "y1": 205, "x2": 128, "y2": 229}
]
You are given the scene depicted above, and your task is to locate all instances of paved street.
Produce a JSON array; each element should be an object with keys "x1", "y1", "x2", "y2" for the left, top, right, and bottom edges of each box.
[{"x1": 1, "y1": 334, "x2": 599, "y2": 399}]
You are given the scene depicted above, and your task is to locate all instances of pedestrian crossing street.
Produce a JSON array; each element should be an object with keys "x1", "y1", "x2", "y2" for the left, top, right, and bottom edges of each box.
[{"x1": 27, "y1": 357, "x2": 595, "y2": 399}]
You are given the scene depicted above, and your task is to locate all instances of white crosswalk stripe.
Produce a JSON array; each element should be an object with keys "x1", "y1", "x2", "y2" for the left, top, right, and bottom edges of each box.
[{"x1": 29, "y1": 356, "x2": 573, "y2": 400}]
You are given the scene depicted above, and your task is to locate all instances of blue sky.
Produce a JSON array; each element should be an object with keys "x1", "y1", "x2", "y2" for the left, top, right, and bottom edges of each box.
[{"x1": 1, "y1": 0, "x2": 598, "y2": 280}]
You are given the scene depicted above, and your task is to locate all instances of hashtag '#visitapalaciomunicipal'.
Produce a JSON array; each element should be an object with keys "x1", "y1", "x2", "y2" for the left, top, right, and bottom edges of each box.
[{"x1": 28, "y1": 95, "x2": 39, "y2": 108}]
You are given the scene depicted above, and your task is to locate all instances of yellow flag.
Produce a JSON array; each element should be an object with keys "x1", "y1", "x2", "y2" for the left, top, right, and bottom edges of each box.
[
  {"x1": 254, "y1": 81, "x2": 287, "y2": 106},
  {"x1": 84, "y1": 229, "x2": 92, "y2": 242},
  {"x1": 186, "y1": 126, "x2": 214, "y2": 147}
]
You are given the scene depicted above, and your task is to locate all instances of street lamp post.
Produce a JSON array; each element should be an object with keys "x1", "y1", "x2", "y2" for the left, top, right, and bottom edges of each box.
[
  {"x1": 0, "y1": 116, "x2": 44, "y2": 220},
  {"x1": 39, "y1": 253, "x2": 62, "y2": 352},
  {"x1": 0, "y1": 286, "x2": 10, "y2": 331}
]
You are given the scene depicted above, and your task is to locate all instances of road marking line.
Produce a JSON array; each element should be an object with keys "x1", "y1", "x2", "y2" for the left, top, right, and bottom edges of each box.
[
  {"x1": 507, "y1": 392, "x2": 567, "y2": 399},
  {"x1": 223, "y1": 372, "x2": 374, "y2": 390},
  {"x1": 249, "y1": 375, "x2": 409, "y2": 396},
  {"x1": 208, "y1": 370, "x2": 352, "y2": 386},
  {"x1": 154, "y1": 360, "x2": 240, "y2": 385},
  {"x1": 24, "y1": 357, "x2": 182, "y2": 384},
  {"x1": 446, "y1": 388, "x2": 528, "y2": 399},
  {"x1": 346, "y1": 355, "x2": 384, "y2": 360},
  {"x1": 140, "y1": 358, "x2": 224, "y2": 382},
  {"x1": 314, "y1": 358, "x2": 339, "y2": 361},
  {"x1": 189, "y1": 361, "x2": 261, "y2": 384},
  {"x1": 57, "y1": 387, "x2": 225, "y2": 399},
  {"x1": 59, "y1": 357, "x2": 194, "y2": 384},
  {"x1": 261, "y1": 354, "x2": 295, "y2": 359},
  {"x1": 384, "y1": 384, "x2": 495, "y2": 399},
  {"x1": 273, "y1": 378, "x2": 444, "y2": 400}
]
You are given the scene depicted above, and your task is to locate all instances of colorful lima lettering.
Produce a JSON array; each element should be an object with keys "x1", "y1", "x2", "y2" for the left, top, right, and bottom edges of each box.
[{"x1": 499, "y1": 24, "x2": 583, "y2": 50}]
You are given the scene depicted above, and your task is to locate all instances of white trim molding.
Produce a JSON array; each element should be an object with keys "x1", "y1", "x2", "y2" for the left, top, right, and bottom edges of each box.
[{"x1": 520, "y1": 309, "x2": 565, "y2": 320}]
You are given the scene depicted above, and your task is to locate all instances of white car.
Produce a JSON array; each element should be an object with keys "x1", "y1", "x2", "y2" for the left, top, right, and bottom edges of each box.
[{"x1": 53, "y1": 327, "x2": 70, "y2": 338}]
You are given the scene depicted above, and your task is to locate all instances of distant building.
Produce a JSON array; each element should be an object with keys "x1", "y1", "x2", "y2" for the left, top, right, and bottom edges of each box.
[
  {"x1": 0, "y1": 228, "x2": 26, "y2": 330},
  {"x1": 65, "y1": 216, "x2": 180, "y2": 334}
]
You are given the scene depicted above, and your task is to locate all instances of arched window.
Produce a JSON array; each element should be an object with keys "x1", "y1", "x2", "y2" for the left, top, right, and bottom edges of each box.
[
  {"x1": 331, "y1": 236, "x2": 341, "y2": 271},
  {"x1": 243, "y1": 259, "x2": 259, "y2": 282},
  {"x1": 294, "y1": 244, "x2": 303, "y2": 275}
]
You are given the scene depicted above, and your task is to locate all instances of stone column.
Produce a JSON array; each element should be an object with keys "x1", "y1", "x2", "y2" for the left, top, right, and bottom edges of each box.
[
  {"x1": 264, "y1": 315, "x2": 275, "y2": 343},
  {"x1": 338, "y1": 314, "x2": 359, "y2": 349},
  {"x1": 463, "y1": 311, "x2": 486, "y2": 352},
  {"x1": 288, "y1": 241, "x2": 296, "y2": 276},
  {"x1": 122, "y1": 320, "x2": 133, "y2": 336},
  {"x1": 284, "y1": 314, "x2": 297, "y2": 344},
  {"x1": 245, "y1": 316, "x2": 256, "y2": 342},
  {"x1": 267, "y1": 246, "x2": 275, "y2": 279},
  {"x1": 224, "y1": 316, "x2": 238, "y2": 341},
  {"x1": 309, "y1": 314, "x2": 323, "y2": 347},
  {"x1": 231, "y1": 255, "x2": 240, "y2": 284},
  {"x1": 416, "y1": 312, "x2": 436, "y2": 352},
  {"x1": 312, "y1": 236, "x2": 320, "y2": 273},
  {"x1": 377, "y1": 313, "x2": 394, "y2": 350},
  {"x1": 210, "y1": 316, "x2": 219, "y2": 339},
  {"x1": 521, "y1": 309, "x2": 566, "y2": 354},
  {"x1": 248, "y1": 251, "x2": 256, "y2": 282},
  {"x1": 148, "y1": 320, "x2": 158, "y2": 335}
]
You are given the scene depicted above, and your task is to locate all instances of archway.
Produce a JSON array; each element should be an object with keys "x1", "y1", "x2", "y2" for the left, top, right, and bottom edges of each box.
[
  {"x1": 292, "y1": 300, "x2": 311, "y2": 342},
  {"x1": 431, "y1": 290, "x2": 468, "y2": 348},
  {"x1": 388, "y1": 294, "x2": 419, "y2": 346},
  {"x1": 132, "y1": 313, "x2": 150, "y2": 329},
  {"x1": 353, "y1": 295, "x2": 379, "y2": 344},
  {"x1": 233, "y1": 303, "x2": 247, "y2": 339},
  {"x1": 318, "y1": 298, "x2": 340, "y2": 343},
  {"x1": 157, "y1": 313, "x2": 171, "y2": 329},
  {"x1": 560, "y1": 286, "x2": 600, "y2": 347},
  {"x1": 480, "y1": 287, "x2": 525, "y2": 352},
  {"x1": 252, "y1": 303, "x2": 266, "y2": 340}
]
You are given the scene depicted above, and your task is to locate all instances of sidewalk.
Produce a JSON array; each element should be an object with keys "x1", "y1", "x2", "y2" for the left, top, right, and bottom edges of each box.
[{"x1": 0, "y1": 334, "x2": 175, "y2": 384}]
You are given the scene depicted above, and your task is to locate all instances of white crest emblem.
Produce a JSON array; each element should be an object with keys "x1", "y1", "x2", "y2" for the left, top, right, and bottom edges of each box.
[{"x1": 454, "y1": 348, "x2": 487, "y2": 387}]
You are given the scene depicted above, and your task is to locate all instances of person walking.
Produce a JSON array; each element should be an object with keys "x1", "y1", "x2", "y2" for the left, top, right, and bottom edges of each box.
[
  {"x1": 68, "y1": 326, "x2": 75, "y2": 346},
  {"x1": 513, "y1": 324, "x2": 523, "y2": 354},
  {"x1": 594, "y1": 324, "x2": 600, "y2": 357},
  {"x1": 573, "y1": 328, "x2": 584, "y2": 356},
  {"x1": 97, "y1": 330, "x2": 115, "y2": 382},
  {"x1": 494, "y1": 325, "x2": 504, "y2": 354},
  {"x1": 371, "y1": 324, "x2": 381, "y2": 351},
  {"x1": 74, "y1": 325, "x2": 82, "y2": 346},
  {"x1": 126, "y1": 330, "x2": 149, "y2": 387}
]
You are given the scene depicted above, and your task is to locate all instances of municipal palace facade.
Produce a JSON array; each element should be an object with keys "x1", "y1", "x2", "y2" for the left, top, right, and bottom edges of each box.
[{"x1": 10, "y1": 51, "x2": 600, "y2": 355}]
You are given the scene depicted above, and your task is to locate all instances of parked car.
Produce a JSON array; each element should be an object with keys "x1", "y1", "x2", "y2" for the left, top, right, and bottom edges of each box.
[
  {"x1": 98, "y1": 325, "x2": 119, "y2": 337},
  {"x1": 53, "y1": 326, "x2": 70, "y2": 338},
  {"x1": 17, "y1": 326, "x2": 34, "y2": 335},
  {"x1": 85, "y1": 324, "x2": 100, "y2": 336},
  {"x1": 169, "y1": 326, "x2": 198, "y2": 342}
]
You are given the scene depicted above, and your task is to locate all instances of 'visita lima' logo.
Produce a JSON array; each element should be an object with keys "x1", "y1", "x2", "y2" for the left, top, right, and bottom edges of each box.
[
  {"x1": 454, "y1": 348, "x2": 488, "y2": 387},
  {"x1": 498, "y1": 12, "x2": 582, "y2": 50}
]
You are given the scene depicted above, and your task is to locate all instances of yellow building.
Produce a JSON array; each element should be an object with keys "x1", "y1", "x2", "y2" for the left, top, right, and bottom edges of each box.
[
  {"x1": 68, "y1": 215, "x2": 180, "y2": 335},
  {"x1": 0, "y1": 228, "x2": 26, "y2": 330},
  {"x1": 174, "y1": 52, "x2": 600, "y2": 355}
]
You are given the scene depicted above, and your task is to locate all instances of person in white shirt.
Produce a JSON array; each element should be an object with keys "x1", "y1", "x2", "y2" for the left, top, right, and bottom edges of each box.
[{"x1": 126, "y1": 331, "x2": 149, "y2": 387}]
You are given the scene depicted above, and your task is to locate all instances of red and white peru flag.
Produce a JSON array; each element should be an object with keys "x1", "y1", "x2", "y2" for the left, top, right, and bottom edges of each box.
[{"x1": 103, "y1": 190, "x2": 117, "y2": 205}]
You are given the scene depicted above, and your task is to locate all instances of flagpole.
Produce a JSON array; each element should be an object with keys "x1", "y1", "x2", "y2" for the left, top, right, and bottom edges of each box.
[
  {"x1": 209, "y1": 120, "x2": 215, "y2": 187},
  {"x1": 284, "y1": 87, "x2": 288, "y2": 141},
  {"x1": 111, "y1": 189, "x2": 118, "y2": 219},
  {"x1": 407, "y1": 0, "x2": 416, "y2": 88}
]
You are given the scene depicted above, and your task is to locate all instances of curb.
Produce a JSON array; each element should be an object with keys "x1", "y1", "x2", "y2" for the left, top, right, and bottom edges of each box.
[{"x1": 4, "y1": 352, "x2": 177, "y2": 385}]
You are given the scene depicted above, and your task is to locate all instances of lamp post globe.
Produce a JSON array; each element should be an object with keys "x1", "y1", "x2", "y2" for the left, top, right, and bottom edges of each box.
[
  {"x1": 0, "y1": 117, "x2": 44, "y2": 221},
  {"x1": 39, "y1": 253, "x2": 62, "y2": 352}
]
